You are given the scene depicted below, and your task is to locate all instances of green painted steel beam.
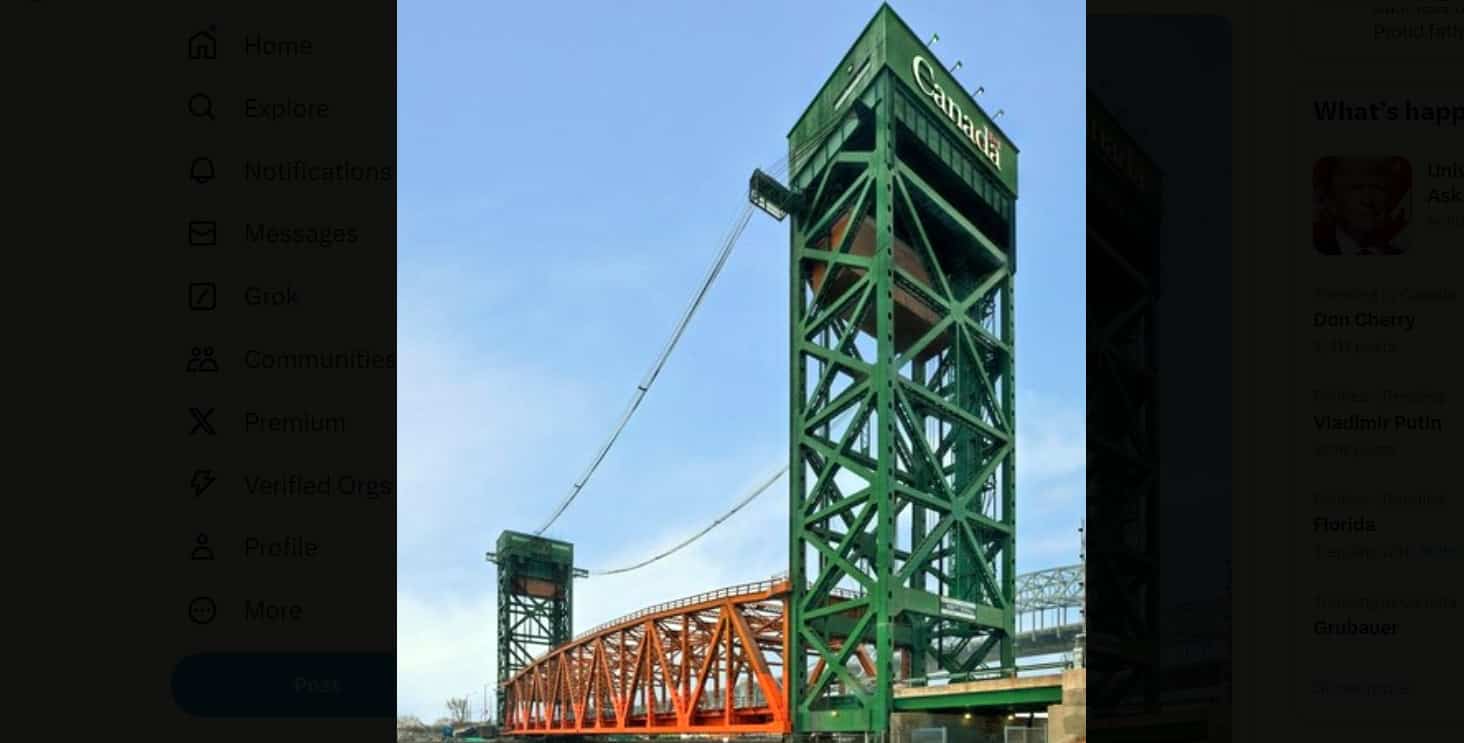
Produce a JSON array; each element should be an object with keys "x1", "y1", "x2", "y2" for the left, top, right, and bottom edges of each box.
[
  {"x1": 895, "y1": 164, "x2": 1008, "y2": 269},
  {"x1": 891, "y1": 685, "x2": 1060, "y2": 711},
  {"x1": 782, "y1": 6, "x2": 1018, "y2": 736}
]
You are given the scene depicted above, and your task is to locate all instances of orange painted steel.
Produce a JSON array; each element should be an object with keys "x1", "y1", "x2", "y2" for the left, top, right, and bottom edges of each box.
[{"x1": 502, "y1": 580, "x2": 795, "y2": 736}]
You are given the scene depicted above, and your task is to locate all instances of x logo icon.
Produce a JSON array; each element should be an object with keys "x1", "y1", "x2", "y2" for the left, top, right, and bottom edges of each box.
[{"x1": 189, "y1": 407, "x2": 216, "y2": 436}]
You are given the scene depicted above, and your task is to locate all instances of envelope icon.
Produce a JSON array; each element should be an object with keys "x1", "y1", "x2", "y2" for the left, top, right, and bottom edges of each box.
[{"x1": 189, "y1": 220, "x2": 217, "y2": 246}]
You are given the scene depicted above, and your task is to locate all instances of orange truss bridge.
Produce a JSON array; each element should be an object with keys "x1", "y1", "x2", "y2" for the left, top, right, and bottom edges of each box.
[
  {"x1": 501, "y1": 579, "x2": 869, "y2": 736},
  {"x1": 501, "y1": 567, "x2": 1084, "y2": 736}
]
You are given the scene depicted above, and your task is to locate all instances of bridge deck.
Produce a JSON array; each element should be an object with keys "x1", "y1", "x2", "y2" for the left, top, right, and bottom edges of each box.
[
  {"x1": 893, "y1": 674, "x2": 1064, "y2": 711},
  {"x1": 501, "y1": 570, "x2": 1082, "y2": 735}
]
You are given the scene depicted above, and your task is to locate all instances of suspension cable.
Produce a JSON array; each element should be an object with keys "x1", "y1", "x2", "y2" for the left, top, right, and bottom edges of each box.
[
  {"x1": 533, "y1": 110, "x2": 855, "y2": 536},
  {"x1": 534, "y1": 204, "x2": 756, "y2": 536},
  {"x1": 588, "y1": 464, "x2": 788, "y2": 576}
]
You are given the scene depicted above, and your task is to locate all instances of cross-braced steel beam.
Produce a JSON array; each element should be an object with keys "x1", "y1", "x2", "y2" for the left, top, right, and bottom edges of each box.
[{"x1": 786, "y1": 69, "x2": 1017, "y2": 735}]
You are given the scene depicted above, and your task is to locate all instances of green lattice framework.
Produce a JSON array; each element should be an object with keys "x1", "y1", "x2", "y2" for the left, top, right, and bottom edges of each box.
[
  {"x1": 490, "y1": 530, "x2": 577, "y2": 723},
  {"x1": 783, "y1": 7, "x2": 1019, "y2": 734}
]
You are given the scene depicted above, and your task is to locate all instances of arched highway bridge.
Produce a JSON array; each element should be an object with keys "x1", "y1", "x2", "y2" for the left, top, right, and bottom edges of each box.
[
  {"x1": 501, "y1": 565, "x2": 1082, "y2": 735},
  {"x1": 1011, "y1": 564, "x2": 1084, "y2": 657}
]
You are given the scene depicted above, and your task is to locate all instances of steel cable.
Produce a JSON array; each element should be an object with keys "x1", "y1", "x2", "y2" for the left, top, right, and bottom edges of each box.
[
  {"x1": 589, "y1": 464, "x2": 788, "y2": 575},
  {"x1": 533, "y1": 109, "x2": 857, "y2": 536},
  {"x1": 534, "y1": 204, "x2": 757, "y2": 536}
]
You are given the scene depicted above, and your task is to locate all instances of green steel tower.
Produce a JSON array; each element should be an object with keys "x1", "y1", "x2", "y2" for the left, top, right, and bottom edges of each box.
[
  {"x1": 756, "y1": 5, "x2": 1020, "y2": 736},
  {"x1": 487, "y1": 530, "x2": 582, "y2": 723}
]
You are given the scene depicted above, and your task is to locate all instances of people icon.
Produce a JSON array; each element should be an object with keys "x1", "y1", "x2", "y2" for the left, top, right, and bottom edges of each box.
[
  {"x1": 191, "y1": 533, "x2": 215, "y2": 561},
  {"x1": 187, "y1": 346, "x2": 220, "y2": 373}
]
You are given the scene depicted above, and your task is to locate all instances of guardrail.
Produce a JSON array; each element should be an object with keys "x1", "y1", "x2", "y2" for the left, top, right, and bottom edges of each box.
[
  {"x1": 898, "y1": 660, "x2": 1072, "y2": 688},
  {"x1": 572, "y1": 578, "x2": 787, "y2": 642},
  {"x1": 571, "y1": 579, "x2": 866, "y2": 642},
  {"x1": 565, "y1": 566, "x2": 1081, "y2": 646}
]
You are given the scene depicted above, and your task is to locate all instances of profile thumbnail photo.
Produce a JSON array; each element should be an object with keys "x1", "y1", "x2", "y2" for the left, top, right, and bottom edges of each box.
[{"x1": 1312, "y1": 156, "x2": 1412, "y2": 256}]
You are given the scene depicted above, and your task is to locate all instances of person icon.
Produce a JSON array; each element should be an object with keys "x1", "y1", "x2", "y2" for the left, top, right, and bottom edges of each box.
[
  {"x1": 191, "y1": 533, "x2": 215, "y2": 561},
  {"x1": 187, "y1": 346, "x2": 220, "y2": 373}
]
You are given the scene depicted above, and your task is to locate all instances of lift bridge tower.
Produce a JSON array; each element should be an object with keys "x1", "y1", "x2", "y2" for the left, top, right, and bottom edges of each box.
[
  {"x1": 487, "y1": 531, "x2": 585, "y2": 723},
  {"x1": 752, "y1": 4, "x2": 1019, "y2": 736}
]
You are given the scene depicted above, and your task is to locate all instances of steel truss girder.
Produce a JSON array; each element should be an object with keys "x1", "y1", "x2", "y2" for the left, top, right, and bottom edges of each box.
[
  {"x1": 501, "y1": 581, "x2": 792, "y2": 736},
  {"x1": 495, "y1": 564, "x2": 1076, "y2": 737},
  {"x1": 1015, "y1": 564, "x2": 1085, "y2": 612},
  {"x1": 787, "y1": 74, "x2": 1016, "y2": 735}
]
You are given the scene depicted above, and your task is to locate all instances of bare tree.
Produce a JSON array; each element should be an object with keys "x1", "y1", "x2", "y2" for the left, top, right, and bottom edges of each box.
[
  {"x1": 396, "y1": 715, "x2": 430, "y2": 743},
  {"x1": 446, "y1": 696, "x2": 471, "y2": 725}
]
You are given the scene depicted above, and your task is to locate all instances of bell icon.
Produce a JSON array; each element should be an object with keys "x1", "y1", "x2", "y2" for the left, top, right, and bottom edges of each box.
[{"x1": 190, "y1": 156, "x2": 216, "y2": 184}]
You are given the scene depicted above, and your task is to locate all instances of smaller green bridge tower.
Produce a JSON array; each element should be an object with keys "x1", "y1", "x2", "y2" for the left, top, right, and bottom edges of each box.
[{"x1": 488, "y1": 530, "x2": 583, "y2": 723}]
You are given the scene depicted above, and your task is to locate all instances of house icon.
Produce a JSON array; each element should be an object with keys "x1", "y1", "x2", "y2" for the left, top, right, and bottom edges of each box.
[{"x1": 189, "y1": 27, "x2": 217, "y2": 60}]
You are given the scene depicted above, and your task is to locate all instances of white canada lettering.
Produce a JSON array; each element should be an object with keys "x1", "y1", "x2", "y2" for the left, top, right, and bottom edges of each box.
[{"x1": 912, "y1": 56, "x2": 1001, "y2": 170}]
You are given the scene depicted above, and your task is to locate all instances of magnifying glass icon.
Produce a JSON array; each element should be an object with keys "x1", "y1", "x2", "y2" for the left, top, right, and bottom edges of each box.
[{"x1": 188, "y1": 93, "x2": 215, "y2": 120}]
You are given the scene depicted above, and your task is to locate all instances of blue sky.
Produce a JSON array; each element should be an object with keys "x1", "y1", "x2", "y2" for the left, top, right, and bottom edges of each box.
[{"x1": 398, "y1": 0, "x2": 1083, "y2": 722}]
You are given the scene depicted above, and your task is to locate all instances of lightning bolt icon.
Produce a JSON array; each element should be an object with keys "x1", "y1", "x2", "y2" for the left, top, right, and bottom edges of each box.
[{"x1": 191, "y1": 469, "x2": 216, "y2": 498}]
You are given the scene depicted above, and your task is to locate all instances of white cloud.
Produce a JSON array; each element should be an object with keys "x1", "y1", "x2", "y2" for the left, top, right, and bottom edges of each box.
[
  {"x1": 580, "y1": 485, "x2": 785, "y2": 609},
  {"x1": 394, "y1": 329, "x2": 597, "y2": 548},
  {"x1": 1015, "y1": 390, "x2": 1085, "y2": 484},
  {"x1": 1016, "y1": 528, "x2": 1085, "y2": 571},
  {"x1": 397, "y1": 591, "x2": 498, "y2": 723},
  {"x1": 1024, "y1": 482, "x2": 1083, "y2": 517},
  {"x1": 394, "y1": 333, "x2": 586, "y2": 720}
]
